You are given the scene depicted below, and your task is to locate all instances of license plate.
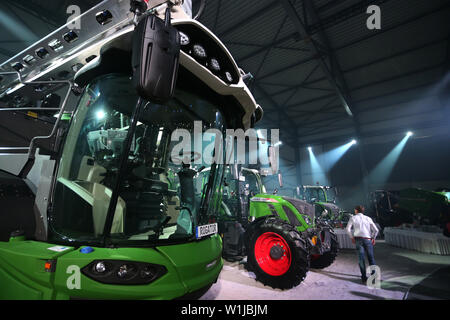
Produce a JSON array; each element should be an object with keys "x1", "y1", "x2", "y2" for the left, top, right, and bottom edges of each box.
[{"x1": 196, "y1": 223, "x2": 218, "y2": 239}]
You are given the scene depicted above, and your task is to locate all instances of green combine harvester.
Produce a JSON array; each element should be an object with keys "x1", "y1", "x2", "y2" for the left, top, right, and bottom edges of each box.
[
  {"x1": 0, "y1": 0, "x2": 263, "y2": 299},
  {"x1": 370, "y1": 188, "x2": 450, "y2": 230},
  {"x1": 213, "y1": 165, "x2": 339, "y2": 289}
]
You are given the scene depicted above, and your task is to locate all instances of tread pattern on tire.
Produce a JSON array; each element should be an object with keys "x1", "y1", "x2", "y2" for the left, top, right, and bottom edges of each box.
[
  {"x1": 310, "y1": 227, "x2": 338, "y2": 269},
  {"x1": 245, "y1": 217, "x2": 310, "y2": 290}
]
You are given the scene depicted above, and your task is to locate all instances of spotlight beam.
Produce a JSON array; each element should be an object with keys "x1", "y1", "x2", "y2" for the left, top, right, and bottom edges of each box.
[
  {"x1": 368, "y1": 134, "x2": 412, "y2": 186},
  {"x1": 319, "y1": 140, "x2": 356, "y2": 171},
  {"x1": 308, "y1": 146, "x2": 328, "y2": 185}
]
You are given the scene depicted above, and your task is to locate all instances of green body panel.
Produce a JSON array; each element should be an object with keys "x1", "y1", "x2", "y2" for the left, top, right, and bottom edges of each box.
[
  {"x1": 397, "y1": 188, "x2": 449, "y2": 221},
  {"x1": 0, "y1": 235, "x2": 222, "y2": 300},
  {"x1": 0, "y1": 238, "x2": 75, "y2": 299},
  {"x1": 249, "y1": 194, "x2": 313, "y2": 232}
]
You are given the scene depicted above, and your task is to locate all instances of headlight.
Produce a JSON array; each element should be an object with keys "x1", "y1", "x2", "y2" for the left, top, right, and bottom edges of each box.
[
  {"x1": 63, "y1": 30, "x2": 78, "y2": 43},
  {"x1": 35, "y1": 47, "x2": 49, "y2": 59},
  {"x1": 94, "y1": 261, "x2": 106, "y2": 273},
  {"x1": 11, "y1": 62, "x2": 25, "y2": 72},
  {"x1": 82, "y1": 260, "x2": 167, "y2": 285},
  {"x1": 117, "y1": 264, "x2": 134, "y2": 278},
  {"x1": 192, "y1": 44, "x2": 207, "y2": 59},
  {"x1": 224, "y1": 71, "x2": 233, "y2": 83},
  {"x1": 179, "y1": 31, "x2": 190, "y2": 46},
  {"x1": 209, "y1": 58, "x2": 221, "y2": 72},
  {"x1": 96, "y1": 10, "x2": 113, "y2": 25}
]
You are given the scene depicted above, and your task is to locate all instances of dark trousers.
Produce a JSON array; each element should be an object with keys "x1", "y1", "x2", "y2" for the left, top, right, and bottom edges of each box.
[{"x1": 355, "y1": 238, "x2": 376, "y2": 279}]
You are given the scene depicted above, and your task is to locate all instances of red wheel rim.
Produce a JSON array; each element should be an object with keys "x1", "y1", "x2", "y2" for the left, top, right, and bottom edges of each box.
[{"x1": 254, "y1": 232, "x2": 292, "y2": 276}]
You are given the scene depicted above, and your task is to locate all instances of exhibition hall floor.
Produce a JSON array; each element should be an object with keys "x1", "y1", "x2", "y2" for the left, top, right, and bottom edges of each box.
[{"x1": 201, "y1": 241, "x2": 450, "y2": 300}]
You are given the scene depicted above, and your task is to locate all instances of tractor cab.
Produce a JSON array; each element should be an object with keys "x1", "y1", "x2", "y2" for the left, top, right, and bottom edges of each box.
[
  {"x1": 298, "y1": 185, "x2": 349, "y2": 225},
  {"x1": 222, "y1": 167, "x2": 266, "y2": 216},
  {"x1": 0, "y1": 0, "x2": 261, "y2": 299},
  {"x1": 50, "y1": 70, "x2": 227, "y2": 246}
]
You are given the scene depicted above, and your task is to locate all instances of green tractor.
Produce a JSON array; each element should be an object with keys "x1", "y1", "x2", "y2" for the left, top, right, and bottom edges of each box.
[
  {"x1": 297, "y1": 185, "x2": 351, "y2": 228},
  {"x1": 215, "y1": 165, "x2": 339, "y2": 289},
  {"x1": 0, "y1": 0, "x2": 262, "y2": 299}
]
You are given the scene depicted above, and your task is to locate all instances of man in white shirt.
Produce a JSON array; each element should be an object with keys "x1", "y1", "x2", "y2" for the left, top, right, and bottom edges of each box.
[{"x1": 346, "y1": 205, "x2": 379, "y2": 283}]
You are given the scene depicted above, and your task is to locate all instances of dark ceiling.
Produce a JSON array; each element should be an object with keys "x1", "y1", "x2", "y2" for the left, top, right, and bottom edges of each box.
[{"x1": 1, "y1": 0, "x2": 449, "y2": 148}]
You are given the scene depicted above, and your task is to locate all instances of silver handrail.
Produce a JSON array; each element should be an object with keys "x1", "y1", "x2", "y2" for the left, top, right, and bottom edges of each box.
[
  {"x1": 0, "y1": 147, "x2": 30, "y2": 151},
  {"x1": 0, "y1": 71, "x2": 73, "y2": 177}
]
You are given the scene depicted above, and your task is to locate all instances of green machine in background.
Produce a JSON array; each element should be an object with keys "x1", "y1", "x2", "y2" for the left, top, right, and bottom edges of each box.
[
  {"x1": 370, "y1": 187, "x2": 450, "y2": 230},
  {"x1": 0, "y1": 0, "x2": 262, "y2": 299},
  {"x1": 296, "y1": 185, "x2": 352, "y2": 228},
  {"x1": 216, "y1": 166, "x2": 339, "y2": 289}
]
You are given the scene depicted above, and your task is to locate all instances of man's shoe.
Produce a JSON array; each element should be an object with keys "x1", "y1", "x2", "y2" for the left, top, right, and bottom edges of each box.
[{"x1": 361, "y1": 277, "x2": 368, "y2": 284}]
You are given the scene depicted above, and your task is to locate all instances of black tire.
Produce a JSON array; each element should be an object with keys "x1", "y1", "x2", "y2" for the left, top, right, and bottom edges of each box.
[
  {"x1": 310, "y1": 227, "x2": 338, "y2": 269},
  {"x1": 245, "y1": 217, "x2": 309, "y2": 290}
]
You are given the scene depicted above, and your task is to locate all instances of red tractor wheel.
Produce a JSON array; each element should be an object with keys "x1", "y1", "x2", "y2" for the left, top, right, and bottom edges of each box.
[
  {"x1": 254, "y1": 232, "x2": 292, "y2": 276},
  {"x1": 246, "y1": 217, "x2": 309, "y2": 289}
]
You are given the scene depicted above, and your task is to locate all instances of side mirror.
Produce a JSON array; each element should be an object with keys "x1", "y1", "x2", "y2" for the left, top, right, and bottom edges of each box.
[{"x1": 132, "y1": 8, "x2": 180, "y2": 103}]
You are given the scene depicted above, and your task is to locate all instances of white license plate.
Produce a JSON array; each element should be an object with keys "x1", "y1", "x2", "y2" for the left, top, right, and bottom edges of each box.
[{"x1": 196, "y1": 223, "x2": 218, "y2": 239}]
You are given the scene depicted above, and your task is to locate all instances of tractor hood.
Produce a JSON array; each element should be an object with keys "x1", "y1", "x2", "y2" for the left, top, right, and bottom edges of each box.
[
  {"x1": 318, "y1": 202, "x2": 340, "y2": 216},
  {"x1": 281, "y1": 197, "x2": 315, "y2": 221}
]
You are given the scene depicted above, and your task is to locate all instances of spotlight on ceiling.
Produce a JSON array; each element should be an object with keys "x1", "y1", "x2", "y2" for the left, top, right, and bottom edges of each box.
[
  {"x1": 406, "y1": 131, "x2": 413, "y2": 137},
  {"x1": 307, "y1": 146, "x2": 312, "y2": 151},
  {"x1": 351, "y1": 139, "x2": 357, "y2": 145}
]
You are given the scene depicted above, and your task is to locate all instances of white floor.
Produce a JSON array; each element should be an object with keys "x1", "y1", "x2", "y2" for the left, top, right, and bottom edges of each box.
[{"x1": 200, "y1": 241, "x2": 450, "y2": 300}]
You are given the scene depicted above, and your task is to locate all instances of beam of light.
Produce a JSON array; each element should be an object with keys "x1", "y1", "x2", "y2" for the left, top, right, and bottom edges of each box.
[
  {"x1": 368, "y1": 134, "x2": 412, "y2": 186},
  {"x1": 308, "y1": 146, "x2": 328, "y2": 186},
  {"x1": 319, "y1": 139, "x2": 357, "y2": 171},
  {"x1": 0, "y1": 11, "x2": 38, "y2": 43}
]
